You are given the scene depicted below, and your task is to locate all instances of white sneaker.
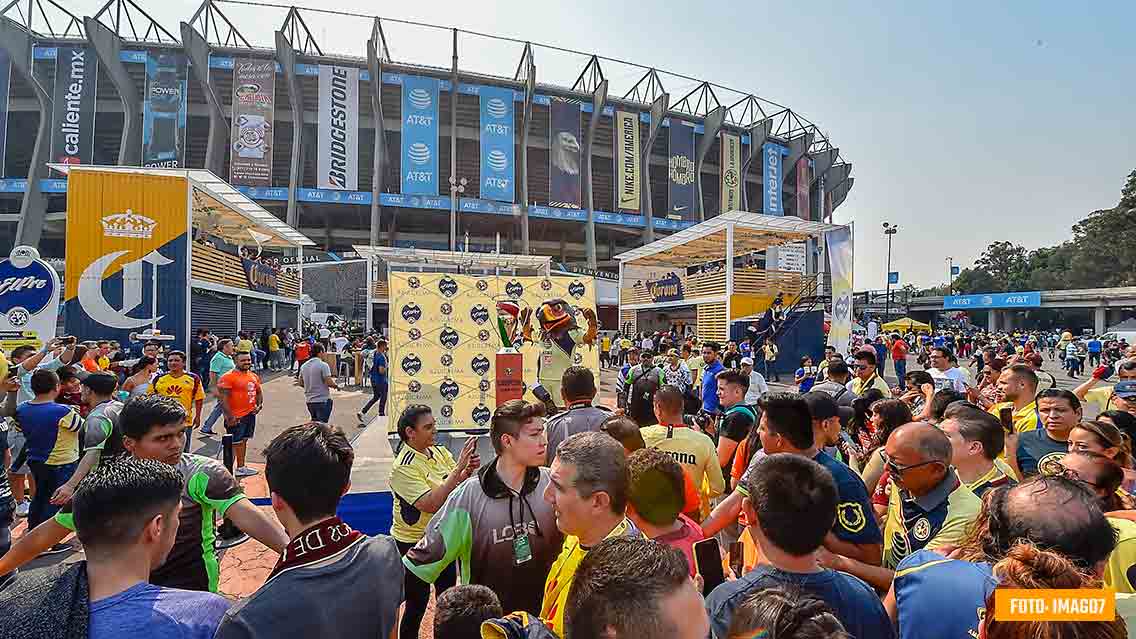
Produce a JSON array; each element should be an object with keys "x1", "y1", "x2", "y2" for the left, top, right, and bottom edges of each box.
[
  {"x1": 235, "y1": 466, "x2": 259, "y2": 477},
  {"x1": 14, "y1": 498, "x2": 29, "y2": 518}
]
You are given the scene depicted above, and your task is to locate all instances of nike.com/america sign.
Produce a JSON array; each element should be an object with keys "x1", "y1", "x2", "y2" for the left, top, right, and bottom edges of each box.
[{"x1": 64, "y1": 169, "x2": 190, "y2": 352}]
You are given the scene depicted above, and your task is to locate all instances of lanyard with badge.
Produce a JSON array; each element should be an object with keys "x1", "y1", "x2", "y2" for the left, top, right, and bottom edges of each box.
[{"x1": 509, "y1": 490, "x2": 537, "y2": 565}]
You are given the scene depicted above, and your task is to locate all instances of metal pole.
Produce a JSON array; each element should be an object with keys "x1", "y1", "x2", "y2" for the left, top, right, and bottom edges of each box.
[
  {"x1": 449, "y1": 28, "x2": 459, "y2": 251},
  {"x1": 884, "y1": 226, "x2": 894, "y2": 322},
  {"x1": 947, "y1": 256, "x2": 954, "y2": 296}
]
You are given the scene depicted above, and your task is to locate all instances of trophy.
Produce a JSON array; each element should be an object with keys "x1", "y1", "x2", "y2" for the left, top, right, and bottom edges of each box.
[{"x1": 493, "y1": 300, "x2": 526, "y2": 406}]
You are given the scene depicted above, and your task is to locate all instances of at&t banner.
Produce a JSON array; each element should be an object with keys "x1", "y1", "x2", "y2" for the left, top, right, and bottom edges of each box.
[
  {"x1": 64, "y1": 169, "x2": 189, "y2": 352},
  {"x1": 667, "y1": 119, "x2": 695, "y2": 220},
  {"x1": 614, "y1": 110, "x2": 640, "y2": 211},
  {"x1": 318, "y1": 65, "x2": 360, "y2": 191},
  {"x1": 548, "y1": 98, "x2": 581, "y2": 209},
  {"x1": 720, "y1": 132, "x2": 742, "y2": 213},
  {"x1": 478, "y1": 86, "x2": 513, "y2": 202},
  {"x1": 50, "y1": 46, "x2": 97, "y2": 166},
  {"x1": 230, "y1": 58, "x2": 275, "y2": 186},
  {"x1": 142, "y1": 52, "x2": 188, "y2": 167},
  {"x1": 825, "y1": 226, "x2": 853, "y2": 355},
  {"x1": 387, "y1": 273, "x2": 598, "y2": 431},
  {"x1": 795, "y1": 156, "x2": 810, "y2": 220},
  {"x1": 401, "y1": 75, "x2": 439, "y2": 196},
  {"x1": 762, "y1": 141, "x2": 787, "y2": 215}
]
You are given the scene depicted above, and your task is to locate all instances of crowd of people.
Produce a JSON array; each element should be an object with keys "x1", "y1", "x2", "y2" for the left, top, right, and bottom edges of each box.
[{"x1": 2, "y1": 317, "x2": 1136, "y2": 638}]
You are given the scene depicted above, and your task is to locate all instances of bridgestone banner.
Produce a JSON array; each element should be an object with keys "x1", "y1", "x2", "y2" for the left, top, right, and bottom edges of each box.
[
  {"x1": 229, "y1": 58, "x2": 275, "y2": 186},
  {"x1": 318, "y1": 65, "x2": 359, "y2": 191},
  {"x1": 50, "y1": 46, "x2": 97, "y2": 166},
  {"x1": 667, "y1": 119, "x2": 695, "y2": 220},
  {"x1": 720, "y1": 132, "x2": 742, "y2": 213},
  {"x1": 401, "y1": 76, "x2": 440, "y2": 196},
  {"x1": 548, "y1": 98, "x2": 582, "y2": 209},
  {"x1": 614, "y1": 111, "x2": 640, "y2": 211},
  {"x1": 478, "y1": 86, "x2": 513, "y2": 202},
  {"x1": 142, "y1": 52, "x2": 188, "y2": 168}
]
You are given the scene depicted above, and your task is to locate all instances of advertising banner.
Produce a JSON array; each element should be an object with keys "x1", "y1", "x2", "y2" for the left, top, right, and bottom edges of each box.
[
  {"x1": 762, "y1": 142, "x2": 785, "y2": 215},
  {"x1": 720, "y1": 132, "x2": 742, "y2": 213},
  {"x1": 229, "y1": 58, "x2": 275, "y2": 186},
  {"x1": 614, "y1": 110, "x2": 640, "y2": 211},
  {"x1": 142, "y1": 52, "x2": 188, "y2": 167},
  {"x1": 400, "y1": 75, "x2": 439, "y2": 196},
  {"x1": 795, "y1": 156, "x2": 810, "y2": 220},
  {"x1": 667, "y1": 119, "x2": 695, "y2": 220},
  {"x1": 548, "y1": 98, "x2": 581, "y2": 209},
  {"x1": 645, "y1": 272, "x2": 684, "y2": 303},
  {"x1": 318, "y1": 65, "x2": 360, "y2": 191},
  {"x1": 50, "y1": 46, "x2": 97, "y2": 166},
  {"x1": 0, "y1": 246, "x2": 60, "y2": 350},
  {"x1": 478, "y1": 86, "x2": 513, "y2": 202},
  {"x1": 0, "y1": 48, "x2": 9, "y2": 175},
  {"x1": 943, "y1": 292, "x2": 1041, "y2": 310},
  {"x1": 387, "y1": 273, "x2": 599, "y2": 431},
  {"x1": 825, "y1": 226, "x2": 853, "y2": 355},
  {"x1": 64, "y1": 170, "x2": 189, "y2": 352}
]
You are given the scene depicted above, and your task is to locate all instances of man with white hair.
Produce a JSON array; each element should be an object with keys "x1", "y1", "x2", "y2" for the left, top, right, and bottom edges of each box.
[{"x1": 740, "y1": 357, "x2": 768, "y2": 405}]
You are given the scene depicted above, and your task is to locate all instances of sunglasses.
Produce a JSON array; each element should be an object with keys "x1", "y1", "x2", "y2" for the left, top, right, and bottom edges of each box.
[
  {"x1": 881, "y1": 451, "x2": 941, "y2": 476},
  {"x1": 852, "y1": 364, "x2": 870, "y2": 370}
]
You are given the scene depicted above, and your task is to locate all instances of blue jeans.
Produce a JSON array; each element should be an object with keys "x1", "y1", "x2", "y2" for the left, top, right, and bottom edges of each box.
[
  {"x1": 306, "y1": 399, "x2": 333, "y2": 423},
  {"x1": 894, "y1": 358, "x2": 907, "y2": 384},
  {"x1": 27, "y1": 461, "x2": 78, "y2": 529},
  {"x1": 204, "y1": 402, "x2": 225, "y2": 430}
]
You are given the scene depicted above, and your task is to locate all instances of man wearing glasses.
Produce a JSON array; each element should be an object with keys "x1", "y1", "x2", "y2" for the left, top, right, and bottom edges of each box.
[
  {"x1": 150, "y1": 351, "x2": 206, "y2": 452},
  {"x1": 825, "y1": 422, "x2": 981, "y2": 592},
  {"x1": 847, "y1": 351, "x2": 891, "y2": 397}
]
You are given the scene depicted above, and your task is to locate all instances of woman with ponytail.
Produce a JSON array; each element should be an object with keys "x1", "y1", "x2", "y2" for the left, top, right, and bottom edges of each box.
[{"x1": 1068, "y1": 420, "x2": 1136, "y2": 493}]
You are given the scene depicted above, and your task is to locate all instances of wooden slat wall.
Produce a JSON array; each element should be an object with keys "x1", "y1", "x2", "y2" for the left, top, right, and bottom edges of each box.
[
  {"x1": 191, "y1": 244, "x2": 300, "y2": 299},
  {"x1": 733, "y1": 268, "x2": 805, "y2": 297},
  {"x1": 371, "y1": 281, "x2": 390, "y2": 300},
  {"x1": 697, "y1": 302, "x2": 728, "y2": 343},
  {"x1": 619, "y1": 308, "x2": 636, "y2": 335}
]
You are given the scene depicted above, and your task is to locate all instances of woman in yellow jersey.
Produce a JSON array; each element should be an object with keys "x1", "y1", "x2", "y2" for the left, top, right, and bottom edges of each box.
[{"x1": 389, "y1": 406, "x2": 479, "y2": 639}]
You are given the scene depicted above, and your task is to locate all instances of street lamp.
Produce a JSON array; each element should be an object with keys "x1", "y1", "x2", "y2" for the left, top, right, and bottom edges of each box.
[
  {"x1": 449, "y1": 175, "x2": 467, "y2": 251},
  {"x1": 946, "y1": 256, "x2": 954, "y2": 296},
  {"x1": 883, "y1": 222, "x2": 898, "y2": 322}
]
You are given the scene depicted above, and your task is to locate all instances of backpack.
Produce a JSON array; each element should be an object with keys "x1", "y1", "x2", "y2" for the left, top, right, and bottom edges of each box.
[{"x1": 628, "y1": 364, "x2": 665, "y2": 427}]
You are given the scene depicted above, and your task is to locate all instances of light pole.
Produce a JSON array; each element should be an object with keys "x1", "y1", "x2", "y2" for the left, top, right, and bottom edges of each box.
[
  {"x1": 883, "y1": 222, "x2": 898, "y2": 322},
  {"x1": 946, "y1": 256, "x2": 954, "y2": 296},
  {"x1": 449, "y1": 175, "x2": 467, "y2": 251}
]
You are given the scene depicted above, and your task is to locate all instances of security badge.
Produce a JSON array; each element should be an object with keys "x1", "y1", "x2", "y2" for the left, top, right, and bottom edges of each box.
[{"x1": 513, "y1": 531, "x2": 533, "y2": 565}]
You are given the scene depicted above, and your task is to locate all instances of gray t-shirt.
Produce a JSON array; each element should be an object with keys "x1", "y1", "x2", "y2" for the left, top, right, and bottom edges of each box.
[
  {"x1": 215, "y1": 535, "x2": 403, "y2": 639},
  {"x1": 300, "y1": 358, "x2": 333, "y2": 403}
]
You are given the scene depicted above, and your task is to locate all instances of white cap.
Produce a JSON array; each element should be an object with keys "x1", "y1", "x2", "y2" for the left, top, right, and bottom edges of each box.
[{"x1": 741, "y1": 357, "x2": 754, "y2": 365}]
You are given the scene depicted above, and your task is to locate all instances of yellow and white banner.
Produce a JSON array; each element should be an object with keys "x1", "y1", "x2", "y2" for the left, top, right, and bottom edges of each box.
[
  {"x1": 388, "y1": 273, "x2": 599, "y2": 432},
  {"x1": 825, "y1": 226, "x2": 854, "y2": 355},
  {"x1": 614, "y1": 110, "x2": 640, "y2": 211},
  {"x1": 720, "y1": 132, "x2": 742, "y2": 212}
]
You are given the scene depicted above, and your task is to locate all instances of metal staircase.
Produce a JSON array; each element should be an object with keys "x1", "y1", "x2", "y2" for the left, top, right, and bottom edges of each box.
[{"x1": 769, "y1": 272, "x2": 831, "y2": 343}]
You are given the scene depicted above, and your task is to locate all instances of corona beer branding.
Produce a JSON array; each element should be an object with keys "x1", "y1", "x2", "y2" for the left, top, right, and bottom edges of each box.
[{"x1": 101, "y1": 210, "x2": 158, "y2": 239}]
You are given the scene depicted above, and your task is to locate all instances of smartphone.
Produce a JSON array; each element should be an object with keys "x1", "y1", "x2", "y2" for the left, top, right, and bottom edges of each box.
[
  {"x1": 694, "y1": 538, "x2": 726, "y2": 596},
  {"x1": 728, "y1": 541, "x2": 744, "y2": 578},
  {"x1": 999, "y1": 406, "x2": 1014, "y2": 434}
]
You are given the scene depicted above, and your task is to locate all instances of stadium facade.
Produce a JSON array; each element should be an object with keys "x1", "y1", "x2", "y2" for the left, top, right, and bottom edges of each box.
[{"x1": 0, "y1": 0, "x2": 853, "y2": 316}]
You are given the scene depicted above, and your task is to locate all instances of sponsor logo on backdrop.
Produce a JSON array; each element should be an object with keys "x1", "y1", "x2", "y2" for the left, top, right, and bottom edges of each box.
[
  {"x1": 318, "y1": 65, "x2": 359, "y2": 190},
  {"x1": 479, "y1": 379, "x2": 491, "y2": 392},
  {"x1": 440, "y1": 354, "x2": 453, "y2": 367},
  {"x1": 408, "y1": 381, "x2": 422, "y2": 393},
  {"x1": 470, "y1": 304, "x2": 490, "y2": 324},
  {"x1": 51, "y1": 47, "x2": 97, "y2": 165},
  {"x1": 471, "y1": 354, "x2": 491, "y2": 376},
  {"x1": 101, "y1": 210, "x2": 157, "y2": 239},
  {"x1": 763, "y1": 142, "x2": 784, "y2": 215},
  {"x1": 408, "y1": 276, "x2": 421, "y2": 289},
  {"x1": 401, "y1": 76, "x2": 440, "y2": 196},
  {"x1": 646, "y1": 273, "x2": 684, "y2": 303},
  {"x1": 401, "y1": 303, "x2": 422, "y2": 323},
  {"x1": 230, "y1": 58, "x2": 275, "y2": 186},
  {"x1": 568, "y1": 281, "x2": 586, "y2": 299},
  {"x1": 440, "y1": 379, "x2": 460, "y2": 401},
  {"x1": 401, "y1": 353, "x2": 422, "y2": 375},
  {"x1": 441, "y1": 405, "x2": 454, "y2": 418},
  {"x1": 0, "y1": 246, "x2": 59, "y2": 349},
  {"x1": 472, "y1": 404, "x2": 491, "y2": 426},
  {"x1": 540, "y1": 279, "x2": 552, "y2": 291},
  {"x1": 480, "y1": 87, "x2": 514, "y2": 202},
  {"x1": 408, "y1": 328, "x2": 421, "y2": 341},
  {"x1": 478, "y1": 329, "x2": 490, "y2": 342},
  {"x1": 439, "y1": 327, "x2": 460, "y2": 349},
  {"x1": 438, "y1": 276, "x2": 458, "y2": 297},
  {"x1": 476, "y1": 279, "x2": 488, "y2": 292},
  {"x1": 505, "y1": 280, "x2": 523, "y2": 298},
  {"x1": 720, "y1": 133, "x2": 742, "y2": 212},
  {"x1": 440, "y1": 303, "x2": 452, "y2": 316}
]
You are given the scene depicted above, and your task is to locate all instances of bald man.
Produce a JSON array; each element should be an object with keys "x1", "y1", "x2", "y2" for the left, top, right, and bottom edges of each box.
[{"x1": 821, "y1": 422, "x2": 983, "y2": 592}]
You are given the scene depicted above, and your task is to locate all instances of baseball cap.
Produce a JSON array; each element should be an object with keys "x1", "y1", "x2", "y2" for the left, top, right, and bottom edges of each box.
[
  {"x1": 802, "y1": 390, "x2": 854, "y2": 427},
  {"x1": 740, "y1": 356, "x2": 754, "y2": 366},
  {"x1": 1115, "y1": 380, "x2": 1136, "y2": 399}
]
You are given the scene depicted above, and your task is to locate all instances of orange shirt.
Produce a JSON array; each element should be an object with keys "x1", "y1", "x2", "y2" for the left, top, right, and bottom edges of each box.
[
  {"x1": 682, "y1": 470, "x2": 700, "y2": 518},
  {"x1": 81, "y1": 358, "x2": 100, "y2": 373},
  {"x1": 217, "y1": 369, "x2": 261, "y2": 419}
]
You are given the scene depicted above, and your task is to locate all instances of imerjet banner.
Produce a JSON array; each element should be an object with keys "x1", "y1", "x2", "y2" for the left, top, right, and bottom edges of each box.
[
  {"x1": 720, "y1": 132, "x2": 742, "y2": 213},
  {"x1": 50, "y1": 46, "x2": 97, "y2": 166},
  {"x1": 229, "y1": 58, "x2": 275, "y2": 186},
  {"x1": 614, "y1": 110, "x2": 640, "y2": 211},
  {"x1": 762, "y1": 141, "x2": 786, "y2": 215},
  {"x1": 667, "y1": 119, "x2": 695, "y2": 221},
  {"x1": 142, "y1": 52, "x2": 188, "y2": 167},
  {"x1": 549, "y1": 98, "x2": 582, "y2": 209},
  {"x1": 401, "y1": 75, "x2": 440, "y2": 196},
  {"x1": 478, "y1": 86, "x2": 513, "y2": 202},
  {"x1": 826, "y1": 226, "x2": 853, "y2": 355},
  {"x1": 318, "y1": 65, "x2": 359, "y2": 191}
]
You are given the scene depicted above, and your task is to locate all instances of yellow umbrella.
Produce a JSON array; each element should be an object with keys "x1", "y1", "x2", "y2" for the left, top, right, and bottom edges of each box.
[{"x1": 882, "y1": 317, "x2": 932, "y2": 333}]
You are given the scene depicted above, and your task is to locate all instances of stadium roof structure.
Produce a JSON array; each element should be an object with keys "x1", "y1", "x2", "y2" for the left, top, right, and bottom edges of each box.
[
  {"x1": 353, "y1": 246, "x2": 551, "y2": 275},
  {"x1": 615, "y1": 211, "x2": 844, "y2": 268},
  {"x1": 49, "y1": 164, "x2": 315, "y2": 248}
]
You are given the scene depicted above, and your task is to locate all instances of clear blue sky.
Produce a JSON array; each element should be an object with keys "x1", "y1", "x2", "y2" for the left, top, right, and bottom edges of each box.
[{"x1": 77, "y1": 0, "x2": 1136, "y2": 289}]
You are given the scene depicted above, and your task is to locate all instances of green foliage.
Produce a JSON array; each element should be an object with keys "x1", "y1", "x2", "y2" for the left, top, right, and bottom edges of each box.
[{"x1": 917, "y1": 169, "x2": 1136, "y2": 295}]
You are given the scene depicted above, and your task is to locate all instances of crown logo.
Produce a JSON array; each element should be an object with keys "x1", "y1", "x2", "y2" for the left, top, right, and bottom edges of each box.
[{"x1": 101, "y1": 209, "x2": 158, "y2": 239}]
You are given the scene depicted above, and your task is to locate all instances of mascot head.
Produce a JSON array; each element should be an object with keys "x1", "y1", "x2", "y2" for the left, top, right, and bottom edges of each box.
[{"x1": 536, "y1": 298, "x2": 575, "y2": 334}]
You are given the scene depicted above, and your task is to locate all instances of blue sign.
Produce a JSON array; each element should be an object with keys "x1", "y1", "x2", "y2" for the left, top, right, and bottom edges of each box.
[
  {"x1": 0, "y1": 255, "x2": 55, "y2": 315},
  {"x1": 943, "y1": 292, "x2": 1042, "y2": 310},
  {"x1": 888, "y1": 272, "x2": 900, "y2": 285},
  {"x1": 762, "y1": 142, "x2": 788, "y2": 215},
  {"x1": 479, "y1": 86, "x2": 514, "y2": 203},
  {"x1": 951, "y1": 265, "x2": 961, "y2": 276},
  {"x1": 646, "y1": 272, "x2": 684, "y2": 303},
  {"x1": 401, "y1": 76, "x2": 439, "y2": 196}
]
